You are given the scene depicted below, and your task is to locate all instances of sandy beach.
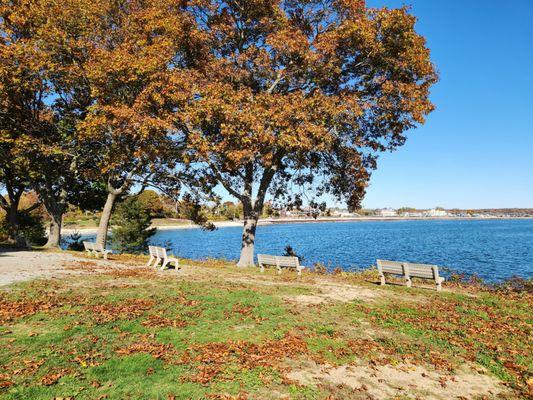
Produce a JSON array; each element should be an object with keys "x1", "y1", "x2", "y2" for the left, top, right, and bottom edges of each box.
[{"x1": 61, "y1": 215, "x2": 532, "y2": 235}]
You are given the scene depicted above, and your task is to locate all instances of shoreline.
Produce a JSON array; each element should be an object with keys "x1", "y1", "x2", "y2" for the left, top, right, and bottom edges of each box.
[{"x1": 62, "y1": 215, "x2": 533, "y2": 234}]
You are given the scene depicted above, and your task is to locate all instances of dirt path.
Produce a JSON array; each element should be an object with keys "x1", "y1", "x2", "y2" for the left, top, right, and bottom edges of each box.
[{"x1": 0, "y1": 250, "x2": 119, "y2": 286}]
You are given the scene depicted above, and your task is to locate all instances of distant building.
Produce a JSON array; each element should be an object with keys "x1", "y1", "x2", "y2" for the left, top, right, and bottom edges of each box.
[
  {"x1": 403, "y1": 211, "x2": 425, "y2": 217},
  {"x1": 426, "y1": 208, "x2": 448, "y2": 217},
  {"x1": 329, "y1": 208, "x2": 355, "y2": 217},
  {"x1": 379, "y1": 208, "x2": 397, "y2": 217}
]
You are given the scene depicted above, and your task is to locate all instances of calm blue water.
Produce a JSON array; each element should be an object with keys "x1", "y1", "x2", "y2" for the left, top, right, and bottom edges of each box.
[{"x1": 77, "y1": 219, "x2": 533, "y2": 282}]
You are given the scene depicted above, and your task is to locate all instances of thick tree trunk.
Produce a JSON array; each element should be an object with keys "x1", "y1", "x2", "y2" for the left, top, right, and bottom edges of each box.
[
  {"x1": 40, "y1": 189, "x2": 67, "y2": 248},
  {"x1": 5, "y1": 200, "x2": 20, "y2": 244},
  {"x1": 236, "y1": 215, "x2": 259, "y2": 267},
  {"x1": 236, "y1": 194, "x2": 261, "y2": 268},
  {"x1": 96, "y1": 192, "x2": 117, "y2": 248},
  {"x1": 45, "y1": 212, "x2": 62, "y2": 248}
]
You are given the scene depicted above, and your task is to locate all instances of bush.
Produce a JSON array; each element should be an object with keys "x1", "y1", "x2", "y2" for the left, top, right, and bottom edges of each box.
[
  {"x1": 110, "y1": 197, "x2": 156, "y2": 254},
  {"x1": 66, "y1": 231, "x2": 85, "y2": 251},
  {"x1": 283, "y1": 245, "x2": 304, "y2": 261},
  {"x1": 313, "y1": 262, "x2": 327, "y2": 274}
]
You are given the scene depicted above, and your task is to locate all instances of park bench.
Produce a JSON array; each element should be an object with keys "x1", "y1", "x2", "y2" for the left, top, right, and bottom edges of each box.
[
  {"x1": 257, "y1": 254, "x2": 306, "y2": 276},
  {"x1": 376, "y1": 259, "x2": 445, "y2": 291},
  {"x1": 146, "y1": 245, "x2": 179, "y2": 271},
  {"x1": 83, "y1": 241, "x2": 112, "y2": 259}
]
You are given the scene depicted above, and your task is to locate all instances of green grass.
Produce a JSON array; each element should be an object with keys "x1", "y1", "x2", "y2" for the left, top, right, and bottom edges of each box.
[{"x1": 0, "y1": 261, "x2": 531, "y2": 399}]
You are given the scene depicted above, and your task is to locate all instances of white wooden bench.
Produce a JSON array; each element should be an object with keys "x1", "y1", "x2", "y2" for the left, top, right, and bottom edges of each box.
[
  {"x1": 146, "y1": 245, "x2": 179, "y2": 271},
  {"x1": 83, "y1": 241, "x2": 112, "y2": 259},
  {"x1": 376, "y1": 259, "x2": 445, "y2": 291},
  {"x1": 257, "y1": 254, "x2": 306, "y2": 276}
]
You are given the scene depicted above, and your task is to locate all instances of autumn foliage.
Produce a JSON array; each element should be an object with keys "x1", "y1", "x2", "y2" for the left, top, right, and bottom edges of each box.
[
  {"x1": 171, "y1": 0, "x2": 437, "y2": 265},
  {"x1": 2, "y1": 1, "x2": 436, "y2": 261}
]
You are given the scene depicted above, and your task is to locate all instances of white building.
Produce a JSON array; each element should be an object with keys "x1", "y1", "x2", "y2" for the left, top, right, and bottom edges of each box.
[
  {"x1": 426, "y1": 208, "x2": 448, "y2": 217},
  {"x1": 379, "y1": 208, "x2": 398, "y2": 217}
]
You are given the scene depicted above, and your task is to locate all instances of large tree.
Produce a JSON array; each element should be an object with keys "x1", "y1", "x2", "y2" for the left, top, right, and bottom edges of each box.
[
  {"x1": 0, "y1": 0, "x2": 57, "y2": 244},
  {"x1": 175, "y1": 0, "x2": 438, "y2": 266},
  {"x1": 0, "y1": 0, "x2": 105, "y2": 247},
  {"x1": 75, "y1": 0, "x2": 198, "y2": 248}
]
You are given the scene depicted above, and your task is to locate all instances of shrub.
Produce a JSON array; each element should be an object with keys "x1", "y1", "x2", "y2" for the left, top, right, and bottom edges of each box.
[
  {"x1": 313, "y1": 262, "x2": 327, "y2": 274},
  {"x1": 110, "y1": 197, "x2": 156, "y2": 254},
  {"x1": 66, "y1": 231, "x2": 85, "y2": 251},
  {"x1": 283, "y1": 245, "x2": 304, "y2": 261}
]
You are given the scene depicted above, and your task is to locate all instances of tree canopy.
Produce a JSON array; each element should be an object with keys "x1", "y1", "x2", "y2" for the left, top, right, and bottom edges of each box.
[
  {"x1": 1, "y1": 0, "x2": 437, "y2": 265},
  {"x1": 172, "y1": 0, "x2": 438, "y2": 265}
]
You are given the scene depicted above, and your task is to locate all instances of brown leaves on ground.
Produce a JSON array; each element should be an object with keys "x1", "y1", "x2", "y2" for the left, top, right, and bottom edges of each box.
[
  {"x1": 142, "y1": 314, "x2": 187, "y2": 328},
  {"x1": 86, "y1": 299, "x2": 155, "y2": 324},
  {"x1": 223, "y1": 303, "x2": 267, "y2": 323},
  {"x1": 367, "y1": 292, "x2": 533, "y2": 397},
  {"x1": 0, "y1": 374, "x2": 14, "y2": 388},
  {"x1": 179, "y1": 332, "x2": 308, "y2": 385},
  {"x1": 63, "y1": 261, "x2": 101, "y2": 272},
  {"x1": 116, "y1": 334, "x2": 176, "y2": 361},
  {"x1": 0, "y1": 358, "x2": 46, "y2": 388},
  {"x1": 40, "y1": 369, "x2": 69, "y2": 385},
  {"x1": 0, "y1": 295, "x2": 62, "y2": 324},
  {"x1": 206, "y1": 394, "x2": 248, "y2": 400},
  {"x1": 103, "y1": 268, "x2": 155, "y2": 278}
]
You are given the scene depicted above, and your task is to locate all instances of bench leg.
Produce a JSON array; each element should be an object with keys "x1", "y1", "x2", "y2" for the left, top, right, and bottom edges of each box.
[
  {"x1": 436, "y1": 282, "x2": 442, "y2": 292},
  {"x1": 146, "y1": 256, "x2": 154, "y2": 267},
  {"x1": 161, "y1": 259, "x2": 169, "y2": 271},
  {"x1": 259, "y1": 264, "x2": 264, "y2": 273},
  {"x1": 103, "y1": 252, "x2": 108, "y2": 260},
  {"x1": 379, "y1": 274, "x2": 386, "y2": 286},
  {"x1": 405, "y1": 277, "x2": 412, "y2": 288}
]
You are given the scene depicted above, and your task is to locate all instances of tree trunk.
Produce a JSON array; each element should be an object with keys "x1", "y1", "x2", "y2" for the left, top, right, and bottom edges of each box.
[
  {"x1": 96, "y1": 192, "x2": 117, "y2": 248},
  {"x1": 45, "y1": 211, "x2": 63, "y2": 248},
  {"x1": 5, "y1": 199, "x2": 20, "y2": 244},
  {"x1": 236, "y1": 208, "x2": 259, "y2": 267}
]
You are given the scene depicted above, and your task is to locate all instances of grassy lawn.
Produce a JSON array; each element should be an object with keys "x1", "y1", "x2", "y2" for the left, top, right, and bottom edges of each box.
[{"x1": 0, "y1": 259, "x2": 531, "y2": 399}]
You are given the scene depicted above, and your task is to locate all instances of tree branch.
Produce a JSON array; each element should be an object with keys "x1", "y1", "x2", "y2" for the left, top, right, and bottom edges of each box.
[
  {"x1": 22, "y1": 200, "x2": 42, "y2": 213},
  {"x1": 207, "y1": 161, "x2": 244, "y2": 201},
  {"x1": 267, "y1": 71, "x2": 284, "y2": 94}
]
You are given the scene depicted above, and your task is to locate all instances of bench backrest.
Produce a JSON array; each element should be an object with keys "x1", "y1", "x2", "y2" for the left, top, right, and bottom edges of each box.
[
  {"x1": 276, "y1": 256, "x2": 300, "y2": 268},
  {"x1": 257, "y1": 254, "x2": 300, "y2": 268},
  {"x1": 407, "y1": 262, "x2": 439, "y2": 279},
  {"x1": 148, "y1": 246, "x2": 157, "y2": 257},
  {"x1": 377, "y1": 259, "x2": 440, "y2": 279},
  {"x1": 377, "y1": 259, "x2": 405, "y2": 275},
  {"x1": 154, "y1": 246, "x2": 168, "y2": 259},
  {"x1": 257, "y1": 254, "x2": 277, "y2": 266}
]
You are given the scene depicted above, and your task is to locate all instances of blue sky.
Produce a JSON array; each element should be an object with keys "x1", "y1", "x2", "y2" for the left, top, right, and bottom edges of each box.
[{"x1": 361, "y1": 0, "x2": 533, "y2": 209}]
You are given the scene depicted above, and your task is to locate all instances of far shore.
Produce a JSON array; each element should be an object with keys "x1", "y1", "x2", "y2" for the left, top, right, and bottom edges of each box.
[{"x1": 62, "y1": 215, "x2": 533, "y2": 234}]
